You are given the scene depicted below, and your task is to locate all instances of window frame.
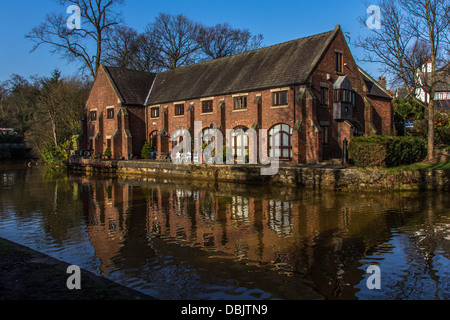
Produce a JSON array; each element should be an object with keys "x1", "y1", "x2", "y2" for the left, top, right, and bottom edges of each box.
[
  {"x1": 335, "y1": 51, "x2": 343, "y2": 73},
  {"x1": 268, "y1": 124, "x2": 293, "y2": 161},
  {"x1": 234, "y1": 96, "x2": 248, "y2": 110},
  {"x1": 106, "y1": 108, "x2": 115, "y2": 120},
  {"x1": 320, "y1": 87, "x2": 329, "y2": 106},
  {"x1": 174, "y1": 104, "x2": 185, "y2": 116},
  {"x1": 150, "y1": 107, "x2": 160, "y2": 119},
  {"x1": 231, "y1": 126, "x2": 249, "y2": 160},
  {"x1": 90, "y1": 110, "x2": 97, "y2": 122},
  {"x1": 202, "y1": 100, "x2": 214, "y2": 114},
  {"x1": 273, "y1": 91, "x2": 289, "y2": 106}
]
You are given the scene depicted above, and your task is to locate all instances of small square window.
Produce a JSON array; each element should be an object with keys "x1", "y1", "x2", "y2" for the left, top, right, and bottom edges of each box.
[
  {"x1": 107, "y1": 108, "x2": 115, "y2": 120},
  {"x1": 234, "y1": 96, "x2": 247, "y2": 110},
  {"x1": 202, "y1": 100, "x2": 213, "y2": 113},
  {"x1": 273, "y1": 91, "x2": 288, "y2": 106},
  {"x1": 90, "y1": 111, "x2": 97, "y2": 121},
  {"x1": 151, "y1": 107, "x2": 160, "y2": 119},
  {"x1": 175, "y1": 104, "x2": 184, "y2": 116}
]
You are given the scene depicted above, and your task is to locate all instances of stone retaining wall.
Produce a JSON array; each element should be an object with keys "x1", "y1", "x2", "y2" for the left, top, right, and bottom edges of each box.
[{"x1": 69, "y1": 158, "x2": 450, "y2": 192}]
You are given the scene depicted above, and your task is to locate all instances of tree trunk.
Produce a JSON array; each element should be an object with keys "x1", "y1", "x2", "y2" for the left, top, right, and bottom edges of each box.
[{"x1": 427, "y1": 101, "x2": 435, "y2": 162}]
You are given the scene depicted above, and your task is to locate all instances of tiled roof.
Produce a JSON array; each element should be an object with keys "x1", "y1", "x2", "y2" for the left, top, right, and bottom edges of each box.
[
  {"x1": 146, "y1": 27, "x2": 339, "y2": 105},
  {"x1": 101, "y1": 26, "x2": 392, "y2": 107},
  {"x1": 358, "y1": 67, "x2": 393, "y2": 100},
  {"x1": 103, "y1": 66, "x2": 157, "y2": 105}
]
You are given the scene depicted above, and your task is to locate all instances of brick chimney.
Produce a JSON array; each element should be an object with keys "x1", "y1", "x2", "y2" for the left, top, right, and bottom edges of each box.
[{"x1": 378, "y1": 76, "x2": 387, "y2": 89}]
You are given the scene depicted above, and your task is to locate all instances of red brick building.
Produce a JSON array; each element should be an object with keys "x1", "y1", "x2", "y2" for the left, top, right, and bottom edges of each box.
[
  {"x1": 83, "y1": 65, "x2": 156, "y2": 159},
  {"x1": 82, "y1": 25, "x2": 393, "y2": 163}
]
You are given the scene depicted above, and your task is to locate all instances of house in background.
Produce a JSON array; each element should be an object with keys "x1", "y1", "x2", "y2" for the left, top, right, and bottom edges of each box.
[
  {"x1": 81, "y1": 25, "x2": 393, "y2": 164},
  {"x1": 409, "y1": 61, "x2": 450, "y2": 111}
]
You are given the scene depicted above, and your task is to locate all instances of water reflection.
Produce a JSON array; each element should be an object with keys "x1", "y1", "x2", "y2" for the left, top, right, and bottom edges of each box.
[{"x1": 1, "y1": 166, "x2": 450, "y2": 300}]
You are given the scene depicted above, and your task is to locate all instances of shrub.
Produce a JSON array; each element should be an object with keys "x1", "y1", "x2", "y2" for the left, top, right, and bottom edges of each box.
[
  {"x1": 348, "y1": 136, "x2": 427, "y2": 168},
  {"x1": 435, "y1": 125, "x2": 450, "y2": 146},
  {"x1": 103, "y1": 147, "x2": 112, "y2": 158},
  {"x1": 407, "y1": 113, "x2": 450, "y2": 146},
  {"x1": 140, "y1": 141, "x2": 153, "y2": 159},
  {"x1": 41, "y1": 137, "x2": 78, "y2": 167}
]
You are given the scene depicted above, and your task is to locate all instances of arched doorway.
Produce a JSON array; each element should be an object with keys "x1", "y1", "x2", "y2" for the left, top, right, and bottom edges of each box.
[
  {"x1": 269, "y1": 124, "x2": 293, "y2": 161},
  {"x1": 231, "y1": 126, "x2": 249, "y2": 161},
  {"x1": 149, "y1": 130, "x2": 159, "y2": 150}
]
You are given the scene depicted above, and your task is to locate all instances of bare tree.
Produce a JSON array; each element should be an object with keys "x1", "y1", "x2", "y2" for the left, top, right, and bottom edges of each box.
[
  {"x1": 196, "y1": 23, "x2": 264, "y2": 60},
  {"x1": 148, "y1": 13, "x2": 202, "y2": 70},
  {"x1": 356, "y1": 0, "x2": 450, "y2": 161},
  {"x1": 26, "y1": 0, "x2": 124, "y2": 80},
  {"x1": 104, "y1": 26, "x2": 139, "y2": 69},
  {"x1": 104, "y1": 26, "x2": 161, "y2": 72}
]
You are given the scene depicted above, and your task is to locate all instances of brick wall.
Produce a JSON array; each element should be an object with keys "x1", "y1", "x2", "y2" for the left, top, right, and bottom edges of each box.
[
  {"x1": 86, "y1": 30, "x2": 393, "y2": 164},
  {"x1": 369, "y1": 96, "x2": 394, "y2": 135},
  {"x1": 85, "y1": 66, "x2": 148, "y2": 159}
]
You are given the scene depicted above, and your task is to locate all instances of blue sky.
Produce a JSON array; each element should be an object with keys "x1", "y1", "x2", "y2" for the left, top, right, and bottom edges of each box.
[{"x1": 0, "y1": 0, "x2": 382, "y2": 83}]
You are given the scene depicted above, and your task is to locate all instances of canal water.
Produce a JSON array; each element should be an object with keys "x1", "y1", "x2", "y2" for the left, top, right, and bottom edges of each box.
[{"x1": 1, "y1": 163, "x2": 450, "y2": 300}]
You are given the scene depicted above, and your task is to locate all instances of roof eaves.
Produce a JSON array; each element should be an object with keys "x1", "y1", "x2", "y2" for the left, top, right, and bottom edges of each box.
[{"x1": 146, "y1": 82, "x2": 307, "y2": 106}]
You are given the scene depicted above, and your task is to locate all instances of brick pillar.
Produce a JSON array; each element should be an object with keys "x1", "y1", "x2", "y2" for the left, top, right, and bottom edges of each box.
[
  {"x1": 113, "y1": 110, "x2": 123, "y2": 158},
  {"x1": 364, "y1": 97, "x2": 377, "y2": 136},
  {"x1": 299, "y1": 87, "x2": 321, "y2": 164},
  {"x1": 292, "y1": 120, "x2": 303, "y2": 164},
  {"x1": 94, "y1": 112, "x2": 104, "y2": 156}
]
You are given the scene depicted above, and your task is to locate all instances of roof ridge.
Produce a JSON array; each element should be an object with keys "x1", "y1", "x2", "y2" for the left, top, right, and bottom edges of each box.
[{"x1": 147, "y1": 27, "x2": 342, "y2": 104}]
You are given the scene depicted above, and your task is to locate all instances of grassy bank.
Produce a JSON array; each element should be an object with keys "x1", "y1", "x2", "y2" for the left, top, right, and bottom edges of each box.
[{"x1": 384, "y1": 161, "x2": 450, "y2": 171}]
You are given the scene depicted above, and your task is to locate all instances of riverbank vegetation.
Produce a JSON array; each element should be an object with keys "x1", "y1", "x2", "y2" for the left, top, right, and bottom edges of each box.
[
  {"x1": 385, "y1": 161, "x2": 450, "y2": 171},
  {"x1": 0, "y1": 70, "x2": 90, "y2": 166},
  {"x1": 348, "y1": 135, "x2": 427, "y2": 168},
  {"x1": 1, "y1": 0, "x2": 264, "y2": 166}
]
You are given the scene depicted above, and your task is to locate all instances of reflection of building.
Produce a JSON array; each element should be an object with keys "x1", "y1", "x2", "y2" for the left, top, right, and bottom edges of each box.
[
  {"x1": 77, "y1": 177, "x2": 445, "y2": 299},
  {"x1": 85, "y1": 179, "x2": 130, "y2": 275},
  {"x1": 82, "y1": 25, "x2": 393, "y2": 163},
  {"x1": 143, "y1": 182, "x2": 386, "y2": 282}
]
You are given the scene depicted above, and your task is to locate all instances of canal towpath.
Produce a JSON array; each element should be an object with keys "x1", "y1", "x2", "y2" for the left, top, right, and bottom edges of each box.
[{"x1": 0, "y1": 237, "x2": 156, "y2": 300}]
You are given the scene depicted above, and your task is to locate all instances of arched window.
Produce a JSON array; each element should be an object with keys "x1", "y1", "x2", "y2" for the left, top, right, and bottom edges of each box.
[
  {"x1": 269, "y1": 124, "x2": 293, "y2": 160},
  {"x1": 149, "y1": 130, "x2": 159, "y2": 149},
  {"x1": 231, "y1": 126, "x2": 249, "y2": 160},
  {"x1": 172, "y1": 129, "x2": 190, "y2": 150}
]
